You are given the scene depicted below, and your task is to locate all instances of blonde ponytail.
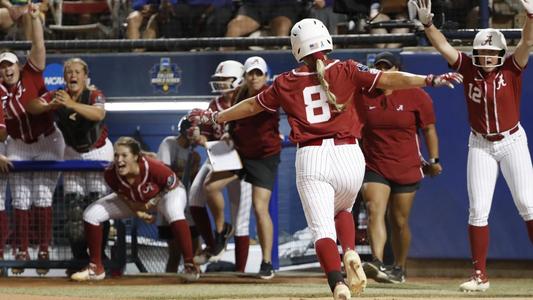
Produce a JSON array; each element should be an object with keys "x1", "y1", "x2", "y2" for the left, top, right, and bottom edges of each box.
[{"x1": 316, "y1": 59, "x2": 344, "y2": 112}]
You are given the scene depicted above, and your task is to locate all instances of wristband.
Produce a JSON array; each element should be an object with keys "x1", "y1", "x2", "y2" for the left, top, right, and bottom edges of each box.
[
  {"x1": 423, "y1": 20, "x2": 433, "y2": 28},
  {"x1": 425, "y1": 74, "x2": 434, "y2": 87},
  {"x1": 429, "y1": 158, "x2": 440, "y2": 164},
  {"x1": 528, "y1": 13, "x2": 533, "y2": 19}
]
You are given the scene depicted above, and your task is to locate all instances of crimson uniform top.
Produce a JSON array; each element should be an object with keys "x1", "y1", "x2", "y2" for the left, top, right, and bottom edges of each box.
[
  {"x1": 256, "y1": 59, "x2": 382, "y2": 144},
  {"x1": 0, "y1": 61, "x2": 52, "y2": 142},
  {"x1": 452, "y1": 52, "x2": 524, "y2": 134},
  {"x1": 104, "y1": 156, "x2": 179, "y2": 204},
  {"x1": 200, "y1": 96, "x2": 228, "y2": 141},
  {"x1": 41, "y1": 88, "x2": 108, "y2": 149},
  {"x1": 360, "y1": 88, "x2": 436, "y2": 184},
  {"x1": 0, "y1": 105, "x2": 5, "y2": 130},
  {"x1": 231, "y1": 85, "x2": 281, "y2": 159}
]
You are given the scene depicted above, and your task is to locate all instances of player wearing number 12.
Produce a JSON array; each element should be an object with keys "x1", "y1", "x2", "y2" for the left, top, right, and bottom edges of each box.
[{"x1": 189, "y1": 18, "x2": 462, "y2": 300}]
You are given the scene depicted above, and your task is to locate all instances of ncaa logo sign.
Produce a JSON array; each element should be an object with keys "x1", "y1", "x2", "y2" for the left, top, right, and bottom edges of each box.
[{"x1": 44, "y1": 63, "x2": 65, "y2": 91}]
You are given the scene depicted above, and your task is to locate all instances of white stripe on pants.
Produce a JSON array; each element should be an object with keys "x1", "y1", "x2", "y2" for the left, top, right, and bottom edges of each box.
[{"x1": 296, "y1": 139, "x2": 365, "y2": 243}]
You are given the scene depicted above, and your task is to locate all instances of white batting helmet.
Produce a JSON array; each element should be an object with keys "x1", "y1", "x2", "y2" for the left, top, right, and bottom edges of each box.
[
  {"x1": 209, "y1": 60, "x2": 245, "y2": 93},
  {"x1": 290, "y1": 18, "x2": 333, "y2": 62},
  {"x1": 472, "y1": 28, "x2": 507, "y2": 68}
]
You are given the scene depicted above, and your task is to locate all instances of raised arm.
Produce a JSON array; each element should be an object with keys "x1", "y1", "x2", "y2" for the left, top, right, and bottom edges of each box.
[
  {"x1": 376, "y1": 71, "x2": 463, "y2": 90},
  {"x1": 513, "y1": 0, "x2": 533, "y2": 68},
  {"x1": 27, "y1": 1, "x2": 45, "y2": 70},
  {"x1": 409, "y1": 0, "x2": 459, "y2": 66}
]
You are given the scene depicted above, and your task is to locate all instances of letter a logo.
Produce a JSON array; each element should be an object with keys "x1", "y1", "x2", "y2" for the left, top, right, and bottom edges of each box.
[{"x1": 481, "y1": 35, "x2": 493, "y2": 46}]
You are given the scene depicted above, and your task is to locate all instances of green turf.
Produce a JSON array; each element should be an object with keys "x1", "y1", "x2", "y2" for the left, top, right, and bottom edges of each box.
[{"x1": 0, "y1": 278, "x2": 532, "y2": 299}]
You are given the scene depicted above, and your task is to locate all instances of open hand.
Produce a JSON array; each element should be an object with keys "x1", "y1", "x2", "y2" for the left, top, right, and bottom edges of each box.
[
  {"x1": 426, "y1": 72, "x2": 463, "y2": 88},
  {"x1": 408, "y1": 0, "x2": 434, "y2": 27}
]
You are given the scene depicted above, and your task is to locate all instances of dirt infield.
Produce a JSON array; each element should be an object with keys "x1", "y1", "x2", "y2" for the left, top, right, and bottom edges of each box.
[{"x1": 0, "y1": 273, "x2": 532, "y2": 299}]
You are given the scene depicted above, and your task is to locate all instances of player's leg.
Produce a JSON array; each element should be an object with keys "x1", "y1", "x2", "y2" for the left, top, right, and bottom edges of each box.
[
  {"x1": 361, "y1": 172, "x2": 391, "y2": 282},
  {"x1": 498, "y1": 129, "x2": 533, "y2": 243},
  {"x1": 388, "y1": 187, "x2": 417, "y2": 284},
  {"x1": 296, "y1": 144, "x2": 349, "y2": 297},
  {"x1": 330, "y1": 143, "x2": 367, "y2": 294},
  {"x1": 189, "y1": 162, "x2": 217, "y2": 259},
  {"x1": 71, "y1": 193, "x2": 133, "y2": 281},
  {"x1": 159, "y1": 186, "x2": 199, "y2": 281},
  {"x1": 228, "y1": 179, "x2": 252, "y2": 272},
  {"x1": 461, "y1": 137, "x2": 498, "y2": 291},
  {"x1": 0, "y1": 173, "x2": 7, "y2": 263}
]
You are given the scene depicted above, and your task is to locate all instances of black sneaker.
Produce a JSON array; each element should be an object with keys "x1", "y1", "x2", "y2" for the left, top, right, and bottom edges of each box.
[
  {"x1": 258, "y1": 261, "x2": 274, "y2": 280},
  {"x1": 211, "y1": 223, "x2": 234, "y2": 260},
  {"x1": 387, "y1": 266, "x2": 406, "y2": 284},
  {"x1": 362, "y1": 258, "x2": 390, "y2": 283}
]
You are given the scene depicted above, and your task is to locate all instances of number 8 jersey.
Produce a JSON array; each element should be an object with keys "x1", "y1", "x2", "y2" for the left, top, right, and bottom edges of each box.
[{"x1": 257, "y1": 59, "x2": 382, "y2": 144}]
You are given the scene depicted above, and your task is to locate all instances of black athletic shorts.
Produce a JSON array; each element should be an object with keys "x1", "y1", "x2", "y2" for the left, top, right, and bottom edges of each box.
[
  {"x1": 236, "y1": 153, "x2": 280, "y2": 191},
  {"x1": 363, "y1": 169, "x2": 420, "y2": 193}
]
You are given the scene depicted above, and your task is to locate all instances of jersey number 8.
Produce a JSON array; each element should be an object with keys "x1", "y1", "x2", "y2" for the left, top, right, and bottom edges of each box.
[{"x1": 303, "y1": 85, "x2": 331, "y2": 124}]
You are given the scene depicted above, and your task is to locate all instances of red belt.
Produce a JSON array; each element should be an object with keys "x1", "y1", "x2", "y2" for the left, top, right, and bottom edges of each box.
[
  {"x1": 298, "y1": 136, "x2": 357, "y2": 148},
  {"x1": 472, "y1": 125, "x2": 519, "y2": 142},
  {"x1": 23, "y1": 127, "x2": 56, "y2": 144}
]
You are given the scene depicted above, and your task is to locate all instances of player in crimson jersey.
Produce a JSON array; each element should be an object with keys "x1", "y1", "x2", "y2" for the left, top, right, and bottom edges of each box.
[
  {"x1": 70, "y1": 137, "x2": 199, "y2": 281},
  {"x1": 359, "y1": 52, "x2": 442, "y2": 284},
  {"x1": 411, "y1": 0, "x2": 533, "y2": 292},
  {"x1": 39, "y1": 58, "x2": 114, "y2": 275},
  {"x1": 189, "y1": 60, "x2": 254, "y2": 272},
  {"x1": 0, "y1": 107, "x2": 12, "y2": 275},
  {"x1": 200, "y1": 56, "x2": 279, "y2": 278},
  {"x1": 0, "y1": 2, "x2": 65, "y2": 275},
  {"x1": 190, "y1": 18, "x2": 462, "y2": 300}
]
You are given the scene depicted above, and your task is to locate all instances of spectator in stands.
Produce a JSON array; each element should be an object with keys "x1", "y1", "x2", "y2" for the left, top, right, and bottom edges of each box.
[
  {"x1": 359, "y1": 52, "x2": 441, "y2": 284},
  {"x1": 38, "y1": 58, "x2": 113, "y2": 276},
  {"x1": 0, "y1": 3, "x2": 64, "y2": 276},
  {"x1": 308, "y1": 0, "x2": 346, "y2": 34},
  {"x1": 156, "y1": 116, "x2": 201, "y2": 273},
  {"x1": 197, "y1": 56, "x2": 281, "y2": 279},
  {"x1": 126, "y1": 0, "x2": 159, "y2": 39},
  {"x1": 0, "y1": 115, "x2": 12, "y2": 275},
  {"x1": 0, "y1": 0, "x2": 47, "y2": 40},
  {"x1": 223, "y1": 0, "x2": 301, "y2": 49},
  {"x1": 70, "y1": 137, "x2": 199, "y2": 281},
  {"x1": 189, "y1": 60, "x2": 253, "y2": 273},
  {"x1": 369, "y1": 0, "x2": 410, "y2": 48}
]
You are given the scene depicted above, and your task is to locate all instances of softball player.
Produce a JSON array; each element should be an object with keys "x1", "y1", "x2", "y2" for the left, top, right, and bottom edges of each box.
[
  {"x1": 411, "y1": 0, "x2": 533, "y2": 292},
  {"x1": 189, "y1": 60, "x2": 253, "y2": 272},
  {"x1": 71, "y1": 137, "x2": 198, "y2": 281},
  {"x1": 0, "y1": 3, "x2": 65, "y2": 275},
  {"x1": 40, "y1": 58, "x2": 113, "y2": 274},
  {"x1": 190, "y1": 18, "x2": 462, "y2": 300},
  {"x1": 0, "y1": 111, "x2": 12, "y2": 270},
  {"x1": 359, "y1": 52, "x2": 441, "y2": 284},
  {"x1": 157, "y1": 116, "x2": 201, "y2": 272}
]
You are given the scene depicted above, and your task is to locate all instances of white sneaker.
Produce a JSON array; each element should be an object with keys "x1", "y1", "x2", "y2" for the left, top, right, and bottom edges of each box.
[
  {"x1": 459, "y1": 270, "x2": 490, "y2": 292},
  {"x1": 181, "y1": 263, "x2": 200, "y2": 282},
  {"x1": 333, "y1": 283, "x2": 351, "y2": 300},
  {"x1": 343, "y1": 250, "x2": 366, "y2": 295},
  {"x1": 193, "y1": 250, "x2": 211, "y2": 265},
  {"x1": 70, "y1": 263, "x2": 106, "y2": 282}
]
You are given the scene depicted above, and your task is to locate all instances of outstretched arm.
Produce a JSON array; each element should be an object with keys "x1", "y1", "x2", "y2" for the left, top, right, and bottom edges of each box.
[
  {"x1": 377, "y1": 71, "x2": 463, "y2": 90},
  {"x1": 189, "y1": 97, "x2": 266, "y2": 125},
  {"x1": 410, "y1": 0, "x2": 459, "y2": 66},
  {"x1": 513, "y1": 0, "x2": 533, "y2": 68},
  {"x1": 27, "y1": 0, "x2": 45, "y2": 70}
]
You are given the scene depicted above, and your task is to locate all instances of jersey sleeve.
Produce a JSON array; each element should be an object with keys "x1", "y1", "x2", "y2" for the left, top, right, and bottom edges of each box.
[
  {"x1": 151, "y1": 158, "x2": 179, "y2": 192},
  {"x1": 156, "y1": 138, "x2": 172, "y2": 166},
  {"x1": 346, "y1": 60, "x2": 382, "y2": 92},
  {"x1": 91, "y1": 89, "x2": 106, "y2": 106},
  {"x1": 451, "y1": 51, "x2": 470, "y2": 74},
  {"x1": 414, "y1": 89, "x2": 436, "y2": 128},
  {"x1": 256, "y1": 80, "x2": 281, "y2": 112}
]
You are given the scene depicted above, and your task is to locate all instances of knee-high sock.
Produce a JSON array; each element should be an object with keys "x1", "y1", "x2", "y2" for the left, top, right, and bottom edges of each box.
[
  {"x1": 468, "y1": 224, "x2": 489, "y2": 275},
  {"x1": 0, "y1": 210, "x2": 8, "y2": 254},
  {"x1": 315, "y1": 238, "x2": 342, "y2": 273},
  {"x1": 84, "y1": 222, "x2": 103, "y2": 267},
  {"x1": 234, "y1": 235, "x2": 249, "y2": 272},
  {"x1": 170, "y1": 220, "x2": 194, "y2": 264},
  {"x1": 190, "y1": 206, "x2": 215, "y2": 249},
  {"x1": 14, "y1": 209, "x2": 29, "y2": 252},
  {"x1": 34, "y1": 207, "x2": 52, "y2": 252},
  {"x1": 526, "y1": 220, "x2": 533, "y2": 244},
  {"x1": 335, "y1": 211, "x2": 356, "y2": 252}
]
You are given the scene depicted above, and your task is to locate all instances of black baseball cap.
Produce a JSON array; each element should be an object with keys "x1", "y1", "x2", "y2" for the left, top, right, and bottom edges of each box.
[{"x1": 374, "y1": 52, "x2": 401, "y2": 68}]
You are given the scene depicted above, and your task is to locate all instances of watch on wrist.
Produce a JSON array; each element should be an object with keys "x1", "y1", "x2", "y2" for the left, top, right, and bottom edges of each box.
[{"x1": 429, "y1": 157, "x2": 440, "y2": 164}]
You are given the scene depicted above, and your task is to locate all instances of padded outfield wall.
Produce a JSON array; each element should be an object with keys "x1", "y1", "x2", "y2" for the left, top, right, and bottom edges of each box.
[{"x1": 43, "y1": 50, "x2": 533, "y2": 260}]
